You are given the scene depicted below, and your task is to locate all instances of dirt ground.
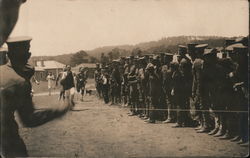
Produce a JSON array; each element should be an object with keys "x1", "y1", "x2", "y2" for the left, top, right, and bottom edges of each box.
[{"x1": 18, "y1": 92, "x2": 249, "y2": 158}]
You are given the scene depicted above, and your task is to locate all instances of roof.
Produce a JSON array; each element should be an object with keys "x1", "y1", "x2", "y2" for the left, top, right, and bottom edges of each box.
[
  {"x1": 35, "y1": 60, "x2": 65, "y2": 70},
  {"x1": 34, "y1": 67, "x2": 45, "y2": 71},
  {"x1": 72, "y1": 63, "x2": 97, "y2": 72}
]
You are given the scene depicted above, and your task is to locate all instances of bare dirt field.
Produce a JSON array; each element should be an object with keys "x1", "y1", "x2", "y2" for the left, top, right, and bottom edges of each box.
[{"x1": 17, "y1": 92, "x2": 249, "y2": 158}]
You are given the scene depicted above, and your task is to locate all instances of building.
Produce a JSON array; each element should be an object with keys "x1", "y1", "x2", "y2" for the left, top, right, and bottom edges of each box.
[
  {"x1": 72, "y1": 63, "x2": 96, "y2": 78},
  {"x1": 34, "y1": 60, "x2": 65, "y2": 81}
]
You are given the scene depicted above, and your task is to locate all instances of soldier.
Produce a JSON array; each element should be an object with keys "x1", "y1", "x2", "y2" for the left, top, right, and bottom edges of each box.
[
  {"x1": 137, "y1": 57, "x2": 147, "y2": 117},
  {"x1": 211, "y1": 43, "x2": 244, "y2": 139},
  {"x1": 202, "y1": 48, "x2": 223, "y2": 136},
  {"x1": 162, "y1": 53, "x2": 174, "y2": 123},
  {"x1": 173, "y1": 45, "x2": 193, "y2": 127},
  {"x1": 206, "y1": 47, "x2": 233, "y2": 138},
  {"x1": 187, "y1": 43, "x2": 198, "y2": 62},
  {"x1": 121, "y1": 57, "x2": 130, "y2": 106},
  {"x1": 228, "y1": 45, "x2": 248, "y2": 145},
  {"x1": 110, "y1": 60, "x2": 122, "y2": 105},
  {"x1": 170, "y1": 60, "x2": 184, "y2": 127},
  {"x1": 142, "y1": 55, "x2": 151, "y2": 119},
  {"x1": 127, "y1": 57, "x2": 139, "y2": 115},
  {"x1": 192, "y1": 44, "x2": 210, "y2": 133},
  {"x1": 0, "y1": 37, "x2": 71, "y2": 157},
  {"x1": 146, "y1": 56, "x2": 162, "y2": 123},
  {"x1": 94, "y1": 63, "x2": 102, "y2": 98},
  {"x1": 158, "y1": 53, "x2": 167, "y2": 120},
  {"x1": 101, "y1": 67, "x2": 110, "y2": 104}
]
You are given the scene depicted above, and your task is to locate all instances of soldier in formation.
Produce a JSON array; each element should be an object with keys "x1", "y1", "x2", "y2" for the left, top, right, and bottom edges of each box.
[
  {"x1": 94, "y1": 63, "x2": 102, "y2": 98},
  {"x1": 94, "y1": 36, "x2": 248, "y2": 146}
]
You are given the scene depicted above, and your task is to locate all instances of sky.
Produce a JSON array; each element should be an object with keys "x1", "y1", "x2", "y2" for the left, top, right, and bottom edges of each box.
[{"x1": 9, "y1": 0, "x2": 249, "y2": 56}]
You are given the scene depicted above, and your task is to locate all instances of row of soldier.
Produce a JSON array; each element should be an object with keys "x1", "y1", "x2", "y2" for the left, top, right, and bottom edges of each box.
[{"x1": 94, "y1": 37, "x2": 248, "y2": 146}]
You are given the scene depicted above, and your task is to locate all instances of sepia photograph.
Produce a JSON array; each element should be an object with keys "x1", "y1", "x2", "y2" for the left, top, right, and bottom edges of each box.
[{"x1": 0, "y1": 0, "x2": 249, "y2": 157}]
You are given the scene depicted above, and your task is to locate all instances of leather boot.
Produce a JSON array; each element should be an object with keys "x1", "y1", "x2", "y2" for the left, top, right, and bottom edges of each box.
[
  {"x1": 214, "y1": 117, "x2": 225, "y2": 137},
  {"x1": 230, "y1": 135, "x2": 241, "y2": 142},
  {"x1": 220, "y1": 130, "x2": 233, "y2": 139},
  {"x1": 239, "y1": 141, "x2": 249, "y2": 147},
  {"x1": 208, "y1": 115, "x2": 219, "y2": 135},
  {"x1": 237, "y1": 138, "x2": 248, "y2": 144},
  {"x1": 214, "y1": 127, "x2": 224, "y2": 137},
  {"x1": 172, "y1": 123, "x2": 182, "y2": 128},
  {"x1": 163, "y1": 118, "x2": 173, "y2": 123},
  {"x1": 197, "y1": 113, "x2": 210, "y2": 133},
  {"x1": 208, "y1": 128, "x2": 219, "y2": 135},
  {"x1": 145, "y1": 119, "x2": 155, "y2": 124},
  {"x1": 196, "y1": 124, "x2": 210, "y2": 133},
  {"x1": 195, "y1": 120, "x2": 203, "y2": 130}
]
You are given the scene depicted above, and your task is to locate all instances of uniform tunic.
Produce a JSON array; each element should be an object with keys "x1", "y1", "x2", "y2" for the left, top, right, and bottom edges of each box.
[{"x1": 0, "y1": 62, "x2": 68, "y2": 157}]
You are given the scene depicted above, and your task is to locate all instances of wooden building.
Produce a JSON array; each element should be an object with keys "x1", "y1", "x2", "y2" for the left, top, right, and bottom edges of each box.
[{"x1": 34, "y1": 60, "x2": 65, "y2": 81}]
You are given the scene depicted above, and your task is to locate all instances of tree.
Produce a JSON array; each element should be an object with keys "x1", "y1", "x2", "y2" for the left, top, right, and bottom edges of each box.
[
  {"x1": 90, "y1": 56, "x2": 98, "y2": 63},
  {"x1": 108, "y1": 52, "x2": 113, "y2": 61},
  {"x1": 70, "y1": 50, "x2": 88, "y2": 66},
  {"x1": 100, "y1": 53, "x2": 109, "y2": 65},
  {"x1": 131, "y1": 47, "x2": 142, "y2": 56}
]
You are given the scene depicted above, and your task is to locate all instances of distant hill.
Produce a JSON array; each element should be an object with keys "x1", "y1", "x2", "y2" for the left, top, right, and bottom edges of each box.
[
  {"x1": 86, "y1": 35, "x2": 239, "y2": 58},
  {"x1": 31, "y1": 35, "x2": 240, "y2": 65}
]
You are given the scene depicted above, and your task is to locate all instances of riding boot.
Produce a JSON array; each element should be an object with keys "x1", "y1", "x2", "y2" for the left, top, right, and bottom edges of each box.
[
  {"x1": 195, "y1": 120, "x2": 203, "y2": 130},
  {"x1": 197, "y1": 113, "x2": 210, "y2": 133},
  {"x1": 214, "y1": 116, "x2": 225, "y2": 137},
  {"x1": 208, "y1": 114, "x2": 219, "y2": 135}
]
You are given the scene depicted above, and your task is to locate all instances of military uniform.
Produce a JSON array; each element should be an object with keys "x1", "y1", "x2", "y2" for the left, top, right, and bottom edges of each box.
[
  {"x1": 0, "y1": 37, "x2": 70, "y2": 157},
  {"x1": 137, "y1": 57, "x2": 147, "y2": 117},
  {"x1": 101, "y1": 68, "x2": 110, "y2": 104},
  {"x1": 110, "y1": 61, "x2": 121, "y2": 105},
  {"x1": 121, "y1": 65, "x2": 129, "y2": 105},
  {"x1": 122, "y1": 57, "x2": 131, "y2": 105},
  {"x1": 173, "y1": 45, "x2": 193, "y2": 127},
  {"x1": 187, "y1": 43, "x2": 198, "y2": 62},
  {"x1": 128, "y1": 61, "x2": 139, "y2": 115},
  {"x1": 229, "y1": 46, "x2": 248, "y2": 144},
  {"x1": 162, "y1": 53, "x2": 174, "y2": 123},
  {"x1": 146, "y1": 57, "x2": 162, "y2": 123},
  {"x1": 94, "y1": 64, "x2": 102, "y2": 98},
  {"x1": 192, "y1": 44, "x2": 210, "y2": 132}
]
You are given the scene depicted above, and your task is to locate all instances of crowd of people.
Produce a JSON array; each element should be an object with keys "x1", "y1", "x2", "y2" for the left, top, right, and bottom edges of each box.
[
  {"x1": 1, "y1": 1, "x2": 248, "y2": 157},
  {"x1": 94, "y1": 37, "x2": 249, "y2": 146}
]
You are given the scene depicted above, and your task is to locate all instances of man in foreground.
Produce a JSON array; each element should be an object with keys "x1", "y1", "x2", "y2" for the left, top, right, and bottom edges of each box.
[
  {"x1": 0, "y1": 36, "x2": 72, "y2": 157},
  {"x1": 0, "y1": 1, "x2": 72, "y2": 156}
]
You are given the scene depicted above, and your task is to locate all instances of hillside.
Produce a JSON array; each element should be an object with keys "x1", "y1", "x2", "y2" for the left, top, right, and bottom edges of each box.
[
  {"x1": 86, "y1": 35, "x2": 238, "y2": 58},
  {"x1": 31, "y1": 35, "x2": 240, "y2": 65}
]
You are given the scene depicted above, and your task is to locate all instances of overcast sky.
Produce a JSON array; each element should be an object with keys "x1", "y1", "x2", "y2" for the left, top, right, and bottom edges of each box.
[{"x1": 9, "y1": 0, "x2": 249, "y2": 56}]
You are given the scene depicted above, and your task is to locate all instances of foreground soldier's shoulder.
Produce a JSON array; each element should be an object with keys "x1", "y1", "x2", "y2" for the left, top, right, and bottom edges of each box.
[{"x1": 0, "y1": 65, "x2": 26, "y2": 89}]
